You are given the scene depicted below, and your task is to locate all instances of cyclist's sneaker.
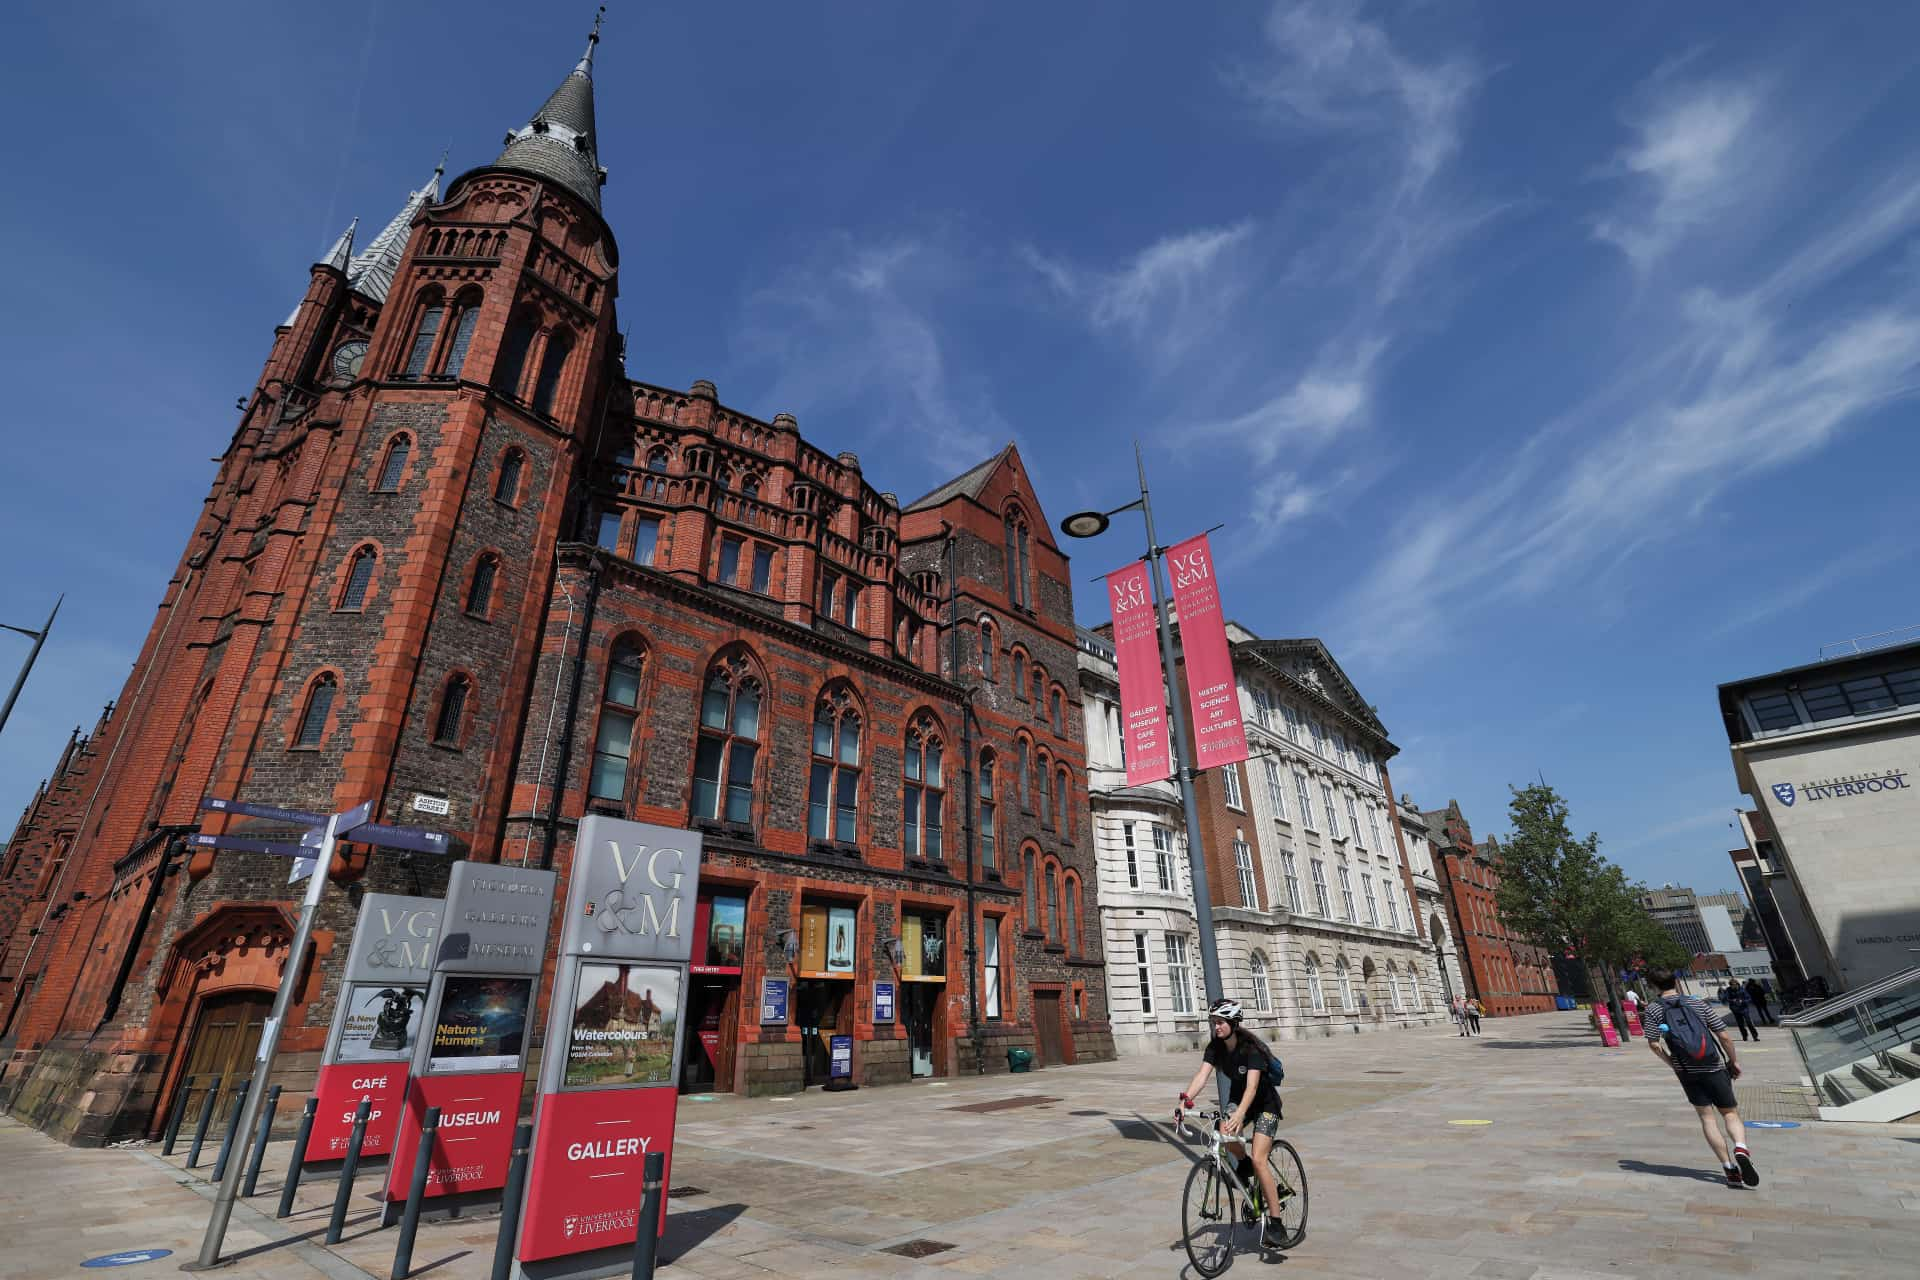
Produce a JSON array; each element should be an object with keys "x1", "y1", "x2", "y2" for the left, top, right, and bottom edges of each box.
[{"x1": 1261, "y1": 1218, "x2": 1288, "y2": 1249}]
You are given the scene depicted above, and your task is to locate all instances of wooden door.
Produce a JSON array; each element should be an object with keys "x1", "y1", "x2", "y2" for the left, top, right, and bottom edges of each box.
[
  {"x1": 181, "y1": 992, "x2": 273, "y2": 1119},
  {"x1": 1032, "y1": 991, "x2": 1064, "y2": 1067}
]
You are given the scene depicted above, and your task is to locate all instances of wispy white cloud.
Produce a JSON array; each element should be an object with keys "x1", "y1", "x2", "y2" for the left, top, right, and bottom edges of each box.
[
  {"x1": 1593, "y1": 79, "x2": 1766, "y2": 270},
  {"x1": 733, "y1": 232, "x2": 1008, "y2": 480},
  {"x1": 1611, "y1": 806, "x2": 1742, "y2": 855}
]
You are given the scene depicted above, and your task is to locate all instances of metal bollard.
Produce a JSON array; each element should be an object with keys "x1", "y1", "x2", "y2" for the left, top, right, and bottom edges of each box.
[
  {"x1": 242, "y1": 1084, "x2": 283, "y2": 1197},
  {"x1": 185, "y1": 1081, "x2": 222, "y2": 1168},
  {"x1": 161, "y1": 1074, "x2": 198, "y2": 1156},
  {"x1": 277, "y1": 1097, "x2": 319, "y2": 1219},
  {"x1": 210, "y1": 1092, "x2": 249, "y2": 1183},
  {"x1": 630, "y1": 1149, "x2": 666, "y2": 1280},
  {"x1": 326, "y1": 1099, "x2": 373, "y2": 1245},
  {"x1": 489, "y1": 1122, "x2": 534, "y2": 1280},
  {"x1": 388, "y1": 1107, "x2": 440, "y2": 1280}
]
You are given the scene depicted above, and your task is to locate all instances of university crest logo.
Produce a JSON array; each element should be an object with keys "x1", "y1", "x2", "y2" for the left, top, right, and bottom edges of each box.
[{"x1": 1771, "y1": 782, "x2": 1795, "y2": 807}]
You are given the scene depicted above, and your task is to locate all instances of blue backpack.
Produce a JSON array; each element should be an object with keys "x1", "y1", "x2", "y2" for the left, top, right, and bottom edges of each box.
[
  {"x1": 1659, "y1": 997, "x2": 1717, "y2": 1067},
  {"x1": 1264, "y1": 1049, "x2": 1286, "y2": 1087}
]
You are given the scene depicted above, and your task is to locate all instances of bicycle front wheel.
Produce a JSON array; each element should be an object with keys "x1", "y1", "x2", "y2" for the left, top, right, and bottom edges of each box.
[
  {"x1": 1181, "y1": 1160, "x2": 1248, "y2": 1278},
  {"x1": 1266, "y1": 1140, "x2": 1309, "y2": 1248}
]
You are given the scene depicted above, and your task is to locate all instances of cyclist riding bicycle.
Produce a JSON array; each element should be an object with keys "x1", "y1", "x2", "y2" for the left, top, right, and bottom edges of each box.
[{"x1": 1176, "y1": 999, "x2": 1288, "y2": 1250}]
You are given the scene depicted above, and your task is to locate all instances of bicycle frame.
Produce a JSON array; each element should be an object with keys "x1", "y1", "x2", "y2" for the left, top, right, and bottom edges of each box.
[{"x1": 1177, "y1": 1108, "x2": 1263, "y2": 1214}]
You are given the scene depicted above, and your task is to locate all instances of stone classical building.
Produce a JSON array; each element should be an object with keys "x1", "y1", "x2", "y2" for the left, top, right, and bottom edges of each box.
[
  {"x1": 1393, "y1": 799, "x2": 1467, "y2": 1008},
  {"x1": 1079, "y1": 622, "x2": 1445, "y2": 1051},
  {"x1": 0, "y1": 23, "x2": 1108, "y2": 1145}
]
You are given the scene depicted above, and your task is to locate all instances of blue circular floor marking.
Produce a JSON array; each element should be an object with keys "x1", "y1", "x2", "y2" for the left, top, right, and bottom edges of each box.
[
  {"x1": 1747, "y1": 1120, "x2": 1800, "y2": 1129},
  {"x1": 82, "y1": 1250, "x2": 174, "y2": 1268}
]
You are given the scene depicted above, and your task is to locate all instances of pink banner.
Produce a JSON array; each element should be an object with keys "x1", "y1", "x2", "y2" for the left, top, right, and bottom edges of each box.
[
  {"x1": 1166, "y1": 534, "x2": 1250, "y2": 771},
  {"x1": 1106, "y1": 561, "x2": 1173, "y2": 786}
]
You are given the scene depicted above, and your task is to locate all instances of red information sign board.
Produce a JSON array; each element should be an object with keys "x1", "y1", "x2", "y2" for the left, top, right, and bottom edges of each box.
[
  {"x1": 385, "y1": 1071, "x2": 524, "y2": 1201},
  {"x1": 518, "y1": 1088, "x2": 680, "y2": 1261},
  {"x1": 307, "y1": 1063, "x2": 410, "y2": 1162}
]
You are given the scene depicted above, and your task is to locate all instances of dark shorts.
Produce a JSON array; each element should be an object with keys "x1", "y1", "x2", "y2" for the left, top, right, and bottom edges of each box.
[{"x1": 1677, "y1": 1068, "x2": 1737, "y2": 1110}]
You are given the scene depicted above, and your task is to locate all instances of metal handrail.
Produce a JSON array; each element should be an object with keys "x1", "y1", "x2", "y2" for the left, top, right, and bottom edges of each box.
[
  {"x1": 1780, "y1": 964, "x2": 1920, "y2": 1026},
  {"x1": 1818, "y1": 623, "x2": 1920, "y2": 659}
]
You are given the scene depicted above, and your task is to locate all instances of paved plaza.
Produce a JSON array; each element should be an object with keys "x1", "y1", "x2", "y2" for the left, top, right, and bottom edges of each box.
[{"x1": 5, "y1": 1011, "x2": 1918, "y2": 1279}]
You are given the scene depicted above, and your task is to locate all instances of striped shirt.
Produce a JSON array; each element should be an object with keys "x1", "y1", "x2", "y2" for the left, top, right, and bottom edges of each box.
[{"x1": 1641, "y1": 994, "x2": 1729, "y2": 1076}]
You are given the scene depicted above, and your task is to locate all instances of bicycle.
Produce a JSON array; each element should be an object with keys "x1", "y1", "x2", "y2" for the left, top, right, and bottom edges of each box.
[{"x1": 1173, "y1": 1106, "x2": 1308, "y2": 1276}]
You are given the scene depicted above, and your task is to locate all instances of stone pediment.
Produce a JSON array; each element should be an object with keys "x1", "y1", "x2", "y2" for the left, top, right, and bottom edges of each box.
[{"x1": 1237, "y1": 637, "x2": 1388, "y2": 741}]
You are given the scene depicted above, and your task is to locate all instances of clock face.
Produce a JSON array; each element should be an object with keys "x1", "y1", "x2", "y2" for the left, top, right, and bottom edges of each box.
[{"x1": 331, "y1": 340, "x2": 368, "y2": 382}]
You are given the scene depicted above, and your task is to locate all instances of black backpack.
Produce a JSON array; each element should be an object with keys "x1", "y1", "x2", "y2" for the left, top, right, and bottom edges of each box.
[{"x1": 1661, "y1": 997, "x2": 1718, "y2": 1067}]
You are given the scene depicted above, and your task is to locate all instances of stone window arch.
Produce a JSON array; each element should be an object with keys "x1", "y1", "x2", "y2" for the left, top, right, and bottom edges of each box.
[
  {"x1": 293, "y1": 672, "x2": 338, "y2": 749},
  {"x1": 589, "y1": 636, "x2": 647, "y2": 804},
  {"x1": 432, "y1": 672, "x2": 472, "y2": 746},
  {"x1": 693, "y1": 648, "x2": 765, "y2": 827},
  {"x1": 397, "y1": 287, "x2": 445, "y2": 379},
  {"x1": 902, "y1": 711, "x2": 946, "y2": 860},
  {"x1": 374, "y1": 433, "x2": 412, "y2": 492},
  {"x1": 806, "y1": 681, "x2": 863, "y2": 843},
  {"x1": 336, "y1": 544, "x2": 378, "y2": 611}
]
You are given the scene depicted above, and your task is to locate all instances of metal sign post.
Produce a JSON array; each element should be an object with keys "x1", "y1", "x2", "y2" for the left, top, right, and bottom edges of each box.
[{"x1": 187, "y1": 801, "x2": 359, "y2": 1269}]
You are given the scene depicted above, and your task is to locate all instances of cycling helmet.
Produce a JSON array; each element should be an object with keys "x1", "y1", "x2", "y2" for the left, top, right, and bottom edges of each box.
[{"x1": 1208, "y1": 999, "x2": 1243, "y2": 1024}]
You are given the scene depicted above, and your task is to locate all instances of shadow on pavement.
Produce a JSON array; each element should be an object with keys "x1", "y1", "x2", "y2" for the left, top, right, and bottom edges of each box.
[
  {"x1": 1618, "y1": 1159, "x2": 1727, "y2": 1185},
  {"x1": 1117, "y1": 1113, "x2": 1208, "y2": 1171},
  {"x1": 663, "y1": 1202, "x2": 747, "y2": 1262},
  {"x1": 403, "y1": 1249, "x2": 471, "y2": 1277},
  {"x1": 219, "y1": 1210, "x2": 384, "y2": 1263}
]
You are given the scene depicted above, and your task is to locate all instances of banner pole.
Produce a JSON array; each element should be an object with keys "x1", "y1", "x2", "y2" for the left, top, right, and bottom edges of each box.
[
  {"x1": 188, "y1": 809, "x2": 340, "y2": 1269},
  {"x1": 1133, "y1": 441, "x2": 1230, "y2": 1111}
]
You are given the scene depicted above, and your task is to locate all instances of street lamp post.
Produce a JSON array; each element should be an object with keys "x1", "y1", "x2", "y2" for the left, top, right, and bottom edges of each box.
[
  {"x1": 1062, "y1": 443, "x2": 1229, "y2": 1107},
  {"x1": 0, "y1": 595, "x2": 61, "y2": 739}
]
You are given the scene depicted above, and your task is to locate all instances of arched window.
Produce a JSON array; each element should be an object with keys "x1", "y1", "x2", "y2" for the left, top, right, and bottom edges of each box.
[
  {"x1": 742, "y1": 474, "x2": 761, "y2": 499},
  {"x1": 977, "y1": 750, "x2": 998, "y2": 870},
  {"x1": 1036, "y1": 750, "x2": 1053, "y2": 828},
  {"x1": 400, "y1": 294, "x2": 444, "y2": 378},
  {"x1": 375, "y1": 434, "x2": 411, "y2": 492},
  {"x1": 295, "y1": 674, "x2": 336, "y2": 747},
  {"x1": 1023, "y1": 848, "x2": 1039, "y2": 930},
  {"x1": 1031, "y1": 663, "x2": 1046, "y2": 709},
  {"x1": 1050, "y1": 687, "x2": 1065, "y2": 736},
  {"x1": 806, "y1": 685, "x2": 862, "y2": 843},
  {"x1": 589, "y1": 640, "x2": 645, "y2": 802},
  {"x1": 1052, "y1": 765, "x2": 1069, "y2": 838},
  {"x1": 1012, "y1": 650, "x2": 1027, "y2": 701},
  {"x1": 1387, "y1": 964, "x2": 1403, "y2": 1011},
  {"x1": 902, "y1": 714, "x2": 945, "y2": 860},
  {"x1": 1305, "y1": 955, "x2": 1326, "y2": 1013},
  {"x1": 1409, "y1": 968, "x2": 1424, "y2": 1010},
  {"x1": 440, "y1": 298, "x2": 481, "y2": 378},
  {"x1": 1003, "y1": 507, "x2": 1031, "y2": 608},
  {"x1": 979, "y1": 619, "x2": 995, "y2": 678},
  {"x1": 1065, "y1": 873, "x2": 1082, "y2": 956},
  {"x1": 646, "y1": 448, "x2": 670, "y2": 473},
  {"x1": 532, "y1": 330, "x2": 573, "y2": 415},
  {"x1": 465, "y1": 554, "x2": 499, "y2": 617},
  {"x1": 338, "y1": 546, "x2": 376, "y2": 610},
  {"x1": 1335, "y1": 956, "x2": 1354, "y2": 1011},
  {"x1": 1250, "y1": 952, "x2": 1272, "y2": 1012},
  {"x1": 492, "y1": 314, "x2": 537, "y2": 396},
  {"x1": 693, "y1": 653, "x2": 762, "y2": 825},
  {"x1": 494, "y1": 449, "x2": 524, "y2": 505},
  {"x1": 716, "y1": 465, "x2": 735, "y2": 491},
  {"x1": 1016, "y1": 738, "x2": 1031, "y2": 809},
  {"x1": 1045, "y1": 859, "x2": 1061, "y2": 941},
  {"x1": 433, "y1": 673, "x2": 470, "y2": 745}
]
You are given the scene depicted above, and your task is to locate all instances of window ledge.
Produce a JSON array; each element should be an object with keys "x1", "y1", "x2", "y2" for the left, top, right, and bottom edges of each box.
[
  {"x1": 697, "y1": 818, "x2": 757, "y2": 842},
  {"x1": 809, "y1": 839, "x2": 863, "y2": 861}
]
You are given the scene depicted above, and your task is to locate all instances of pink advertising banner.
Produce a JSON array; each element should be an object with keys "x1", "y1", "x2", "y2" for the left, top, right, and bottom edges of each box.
[
  {"x1": 1166, "y1": 533, "x2": 1250, "y2": 771},
  {"x1": 1106, "y1": 561, "x2": 1173, "y2": 786}
]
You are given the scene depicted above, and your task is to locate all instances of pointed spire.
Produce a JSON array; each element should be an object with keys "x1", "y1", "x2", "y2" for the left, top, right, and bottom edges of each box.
[
  {"x1": 346, "y1": 163, "x2": 444, "y2": 304},
  {"x1": 494, "y1": 8, "x2": 607, "y2": 211},
  {"x1": 320, "y1": 218, "x2": 358, "y2": 272}
]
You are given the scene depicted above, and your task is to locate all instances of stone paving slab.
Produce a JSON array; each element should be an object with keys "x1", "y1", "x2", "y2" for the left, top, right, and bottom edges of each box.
[{"x1": 5, "y1": 1012, "x2": 1920, "y2": 1279}]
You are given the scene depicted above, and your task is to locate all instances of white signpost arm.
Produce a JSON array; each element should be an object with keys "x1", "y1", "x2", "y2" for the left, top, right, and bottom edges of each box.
[{"x1": 188, "y1": 810, "x2": 340, "y2": 1269}]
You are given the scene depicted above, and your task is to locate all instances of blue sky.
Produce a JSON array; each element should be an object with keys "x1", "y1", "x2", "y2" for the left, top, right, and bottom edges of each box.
[{"x1": 3, "y1": 2, "x2": 1917, "y2": 898}]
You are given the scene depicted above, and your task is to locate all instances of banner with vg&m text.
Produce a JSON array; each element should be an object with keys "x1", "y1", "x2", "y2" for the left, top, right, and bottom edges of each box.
[
  {"x1": 1106, "y1": 560, "x2": 1173, "y2": 786},
  {"x1": 1166, "y1": 533, "x2": 1249, "y2": 771}
]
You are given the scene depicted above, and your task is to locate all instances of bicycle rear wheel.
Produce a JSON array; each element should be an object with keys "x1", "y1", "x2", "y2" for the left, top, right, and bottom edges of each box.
[
  {"x1": 1181, "y1": 1160, "x2": 1250, "y2": 1277},
  {"x1": 1266, "y1": 1140, "x2": 1309, "y2": 1248}
]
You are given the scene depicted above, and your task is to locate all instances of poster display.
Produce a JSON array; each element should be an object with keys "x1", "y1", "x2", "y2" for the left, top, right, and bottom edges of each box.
[
  {"x1": 873, "y1": 981, "x2": 895, "y2": 1023},
  {"x1": 519, "y1": 814, "x2": 703, "y2": 1268},
  {"x1": 564, "y1": 963, "x2": 681, "y2": 1090},
  {"x1": 1106, "y1": 560, "x2": 1173, "y2": 786},
  {"x1": 800, "y1": 905, "x2": 828, "y2": 974},
  {"x1": 706, "y1": 896, "x2": 745, "y2": 969},
  {"x1": 903, "y1": 913, "x2": 945, "y2": 979},
  {"x1": 428, "y1": 975, "x2": 532, "y2": 1072},
  {"x1": 1165, "y1": 533, "x2": 1250, "y2": 770},
  {"x1": 310, "y1": 892, "x2": 442, "y2": 1164},
  {"x1": 827, "y1": 906, "x2": 857, "y2": 974},
  {"x1": 761, "y1": 978, "x2": 790, "y2": 1024}
]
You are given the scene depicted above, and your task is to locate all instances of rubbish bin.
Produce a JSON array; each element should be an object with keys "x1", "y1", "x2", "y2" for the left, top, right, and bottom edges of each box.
[{"x1": 1007, "y1": 1047, "x2": 1034, "y2": 1074}]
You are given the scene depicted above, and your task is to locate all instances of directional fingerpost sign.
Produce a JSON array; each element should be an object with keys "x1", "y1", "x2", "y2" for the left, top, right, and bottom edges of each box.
[
  {"x1": 348, "y1": 822, "x2": 452, "y2": 856},
  {"x1": 199, "y1": 797, "x2": 328, "y2": 827},
  {"x1": 189, "y1": 833, "x2": 310, "y2": 859}
]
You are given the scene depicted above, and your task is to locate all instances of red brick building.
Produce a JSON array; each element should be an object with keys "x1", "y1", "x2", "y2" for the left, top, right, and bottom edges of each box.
[
  {"x1": 1424, "y1": 802, "x2": 1558, "y2": 1017},
  {"x1": 0, "y1": 25, "x2": 1109, "y2": 1144}
]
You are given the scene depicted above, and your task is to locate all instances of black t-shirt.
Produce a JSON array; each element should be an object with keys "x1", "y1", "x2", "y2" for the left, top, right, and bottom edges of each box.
[{"x1": 1204, "y1": 1035, "x2": 1279, "y2": 1115}]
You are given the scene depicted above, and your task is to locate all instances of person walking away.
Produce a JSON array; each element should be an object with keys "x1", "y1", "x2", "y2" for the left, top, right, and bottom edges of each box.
[
  {"x1": 1175, "y1": 1000, "x2": 1290, "y2": 1251},
  {"x1": 1746, "y1": 978, "x2": 1773, "y2": 1025},
  {"x1": 1723, "y1": 982, "x2": 1758, "y2": 1041},
  {"x1": 1466, "y1": 998, "x2": 1483, "y2": 1035},
  {"x1": 1643, "y1": 967, "x2": 1758, "y2": 1188}
]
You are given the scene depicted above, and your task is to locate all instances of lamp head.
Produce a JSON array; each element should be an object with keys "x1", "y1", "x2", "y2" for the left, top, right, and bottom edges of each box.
[{"x1": 1060, "y1": 510, "x2": 1111, "y2": 540}]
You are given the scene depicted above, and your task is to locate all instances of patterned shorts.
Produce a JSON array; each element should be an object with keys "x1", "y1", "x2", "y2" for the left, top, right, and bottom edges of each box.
[{"x1": 1248, "y1": 1108, "x2": 1281, "y2": 1138}]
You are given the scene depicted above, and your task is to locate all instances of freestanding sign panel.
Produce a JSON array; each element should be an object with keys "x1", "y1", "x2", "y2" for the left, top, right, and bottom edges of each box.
[
  {"x1": 309, "y1": 893, "x2": 442, "y2": 1162},
  {"x1": 518, "y1": 815, "x2": 702, "y2": 1268},
  {"x1": 386, "y1": 861, "x2": 556, "y2": 1205}
]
